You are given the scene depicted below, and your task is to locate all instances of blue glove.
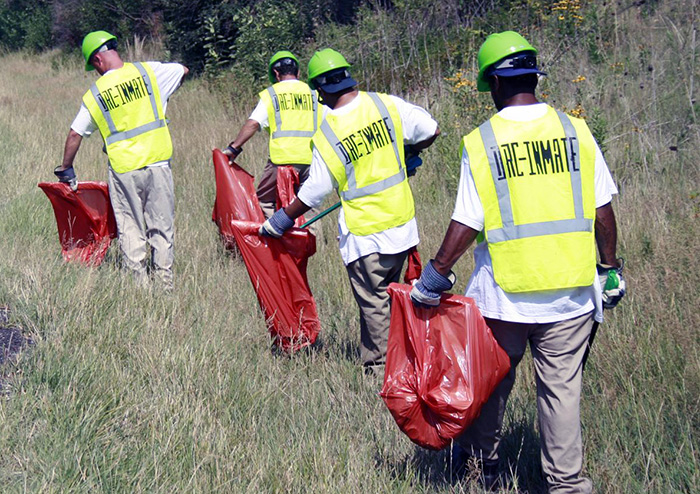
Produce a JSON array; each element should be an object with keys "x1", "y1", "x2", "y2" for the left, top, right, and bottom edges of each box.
[
  {"x1": 404, "y1": 145, "x2": 423, "y2": 177},
  {"x1": 54, "y1": 166, "x2": 78, "y2": 191},
  {"x1": 259, "y1": 208, "x2": 295, "y2": 238},
  {"x1": 410, "y1": 260, "x2": 456, "y2": 307},
  {"x1": 597, "y1": 261, "x2": 626, "y2": 309}
]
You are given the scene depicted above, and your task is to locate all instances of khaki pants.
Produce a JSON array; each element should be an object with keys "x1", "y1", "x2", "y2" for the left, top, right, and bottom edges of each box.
[
  {"x1": 346, "y1": 251, "x2": 408, "y2": 368},
  {"x1": 458, "y1": 311, "x2": 594, "y2": 494},
  {"x1": 108, "y1": 165, "x2": 175, "y2": 287}
]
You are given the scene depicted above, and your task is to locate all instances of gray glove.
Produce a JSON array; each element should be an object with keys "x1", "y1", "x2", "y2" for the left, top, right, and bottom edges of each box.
[
  {"x1": 259, "y1": 208, "x2": 295, "y2": 238},
  {"x1": 410, "y1": 260, "x2": 456, "y2": 307},
  {"x1": 597, "y1": 261, "x2": 626, "y2": 309},
  {"x1": 54, "y1": 166, "x2": 78, "y2": 192}
]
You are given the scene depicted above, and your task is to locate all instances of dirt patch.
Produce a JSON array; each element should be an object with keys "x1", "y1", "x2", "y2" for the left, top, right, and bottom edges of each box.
[
  {"x1": 0, "y1": 307, "x2": 33, "y2": 366},
  {"x1": 0, "y1": 328, "x2": 31, "y2": 365}
]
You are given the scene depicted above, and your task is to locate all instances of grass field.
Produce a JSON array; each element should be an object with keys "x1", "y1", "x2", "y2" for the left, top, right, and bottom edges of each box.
[{"x1": 0, "y1": 1, "x2": 698, "y2": 492}]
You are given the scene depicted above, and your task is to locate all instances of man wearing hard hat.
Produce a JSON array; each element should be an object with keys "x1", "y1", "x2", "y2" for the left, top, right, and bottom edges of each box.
[
  {"x1": 410, "y1": 31, "x2": 625, "y2": 492},
  {"x1": 223, "y1": 51, "x2": 322, "y2": 219},
  {"x1": 55, "y1": 31, "x2": 188, "y2": 288},
  {"x1": 259, "y1": 48, "x2": 440, "y2": 374}
]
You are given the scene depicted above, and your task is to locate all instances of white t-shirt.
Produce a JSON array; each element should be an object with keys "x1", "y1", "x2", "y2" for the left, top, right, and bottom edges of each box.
[
  {"x1": 297, "y1": 93, "x2": 439, "y2": 265},
  {"x1": 452, "y1": 103, "x2": 618, "y2": 324},
  {"x1": 70, "y1": 61, "x2": 186, "y2": 167}
]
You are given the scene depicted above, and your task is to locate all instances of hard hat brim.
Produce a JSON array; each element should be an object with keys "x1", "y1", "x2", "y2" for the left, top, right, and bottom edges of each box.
[
  {"x1": 316, "y1": 76, "x2": 357, "y2": 94},
  {"x1": 477, "y1": 67, "x2": 546, "y2": 91}
]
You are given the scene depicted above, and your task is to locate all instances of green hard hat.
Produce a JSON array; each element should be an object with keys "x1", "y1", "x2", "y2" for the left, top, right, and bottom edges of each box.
[
  {"x1": 307, "y1": 49, "x2": 356, "y2": 92},
  {"x1": 477, "y1": 31, "x2": 538, "y2": 92},
  {"x1": 268, "y1": 50, "x2": 299, "y2": 84},
  {"x1": 82, "y1": 30, "x2": 117, "y2": 72},
  {"x1": 307, "y1": 48, "x2": 350, "y2": 82}
]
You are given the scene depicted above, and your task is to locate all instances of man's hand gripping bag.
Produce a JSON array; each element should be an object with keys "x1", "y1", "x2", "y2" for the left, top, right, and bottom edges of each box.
[{"x1": 380, "y1": 283, "x2": 510, "y2": 450}]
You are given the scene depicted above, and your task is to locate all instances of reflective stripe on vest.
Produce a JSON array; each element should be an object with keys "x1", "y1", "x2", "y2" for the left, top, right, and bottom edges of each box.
[
  {"x1": 478, "y1": 110, "x2": 593, "y2": 243},
  {"x1": 89, "y1": 62, "x2": 168, "y2": 147},
  {"x1": 320, "y1": 92, "x2": 405, "y2": 202},
  {"x1": 266, "y1": 85, "x2": 319, "y2": 139}
]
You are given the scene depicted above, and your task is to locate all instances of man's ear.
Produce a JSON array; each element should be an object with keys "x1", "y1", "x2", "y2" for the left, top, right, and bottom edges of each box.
[
  {"x1": 272, "y1": 68, "x2": 280, "y2": 82},
  {"x1": 490, "y1": 74, "x2": 501, "y2": 93},
  {"x1": 92, "y1": 52, "x2": 103, "y2": 70}
]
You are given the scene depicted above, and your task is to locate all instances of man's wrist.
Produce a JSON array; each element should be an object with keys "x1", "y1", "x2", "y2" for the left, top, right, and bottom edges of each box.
[
  {"x1": 225, "y1": 143, "x2": 243, "y2": 156},
  {"x1": 599, "y1": 257, "x2": 624, "y2": 270}
]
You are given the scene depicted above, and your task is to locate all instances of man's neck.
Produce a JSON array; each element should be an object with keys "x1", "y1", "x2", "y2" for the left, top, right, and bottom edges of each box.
[
  {"x1": 97, "y1": 55, "x2": 124, "y2": 75},
  {"x1": 277, "y1": 74, "x2": 297, "y2": 82},
  {"x1": 496, "y1": 92, "x2": 539, "y2": 111},
  {"x1": 331, "y1": 89, "x2": 359, "y2": 109}
]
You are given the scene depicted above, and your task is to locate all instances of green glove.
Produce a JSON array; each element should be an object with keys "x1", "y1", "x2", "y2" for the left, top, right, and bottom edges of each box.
[{"x1": 597, "y1": 260, "x2": 626, "y2": 309}]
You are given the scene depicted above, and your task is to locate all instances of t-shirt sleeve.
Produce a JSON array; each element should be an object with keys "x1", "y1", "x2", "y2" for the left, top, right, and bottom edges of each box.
[
  {"x1": 389, "y1": 95, "x2": 438, "y2": 145},
  {"x1": 70, "y1": 103, "x2": 98, "y2": 137},
  {"x1": 148, "y1": 61, "x2": 186, "y2": 102},
  {"x1": 297, "y1": 148, "x2": 335, "y2": 208},
  {"x1": 593, "y1": 142, "x2": 618, "y2": 208},
  {"x1": 248, "y1": 98, "x2": 269, "y2": 129},
  {"x1": 451, "y1": 144, "x2": 485, "y2": 231}
]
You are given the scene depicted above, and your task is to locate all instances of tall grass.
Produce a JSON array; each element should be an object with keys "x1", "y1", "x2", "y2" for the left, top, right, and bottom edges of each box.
[{"x1": 0, "y1": 1, "x2": 697, "y2": 492}]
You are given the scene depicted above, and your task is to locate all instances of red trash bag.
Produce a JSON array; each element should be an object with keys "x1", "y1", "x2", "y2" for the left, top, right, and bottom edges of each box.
[
  {"x1": 210, "y1": 149, "x2": 320, "y2": 351},
  {"x1": 212, "y1": 149, "x2": 264, "y2": 250},
  {"x1": 228, "y1": 221, "x2": 320, "y2": 351},
  {"x1": 380, "y1": 283, "x2": 511, "y2": 450},
  {"x1": 275, "y1": 165, "x2": 306, "y2": 227},
  {"x1": 403, "y1": 246, "x2": 422, "y2": 284},
  {"x1": 38, "y1": 181, "x2": 117, "y2": 266}
]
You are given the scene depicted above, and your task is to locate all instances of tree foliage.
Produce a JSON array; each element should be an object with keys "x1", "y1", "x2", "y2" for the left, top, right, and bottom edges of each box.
[
  {"x1": 0, "y1": 0, "x2": 361, "y2": 75},
  {"x1": 0, "y1": 0, "x2": 52, "y2": 51}
]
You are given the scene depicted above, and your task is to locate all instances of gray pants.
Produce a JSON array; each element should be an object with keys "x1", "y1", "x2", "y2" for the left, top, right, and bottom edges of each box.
[
  {"x1": 458, "y1": 311, "x2": 595, "y2": 494},
  {"x1": 108, "y1": 165, "x2": 175, "y2": 287},
  {"x1": 345, "y1": 250, "x2": 408, "y2": 368}
]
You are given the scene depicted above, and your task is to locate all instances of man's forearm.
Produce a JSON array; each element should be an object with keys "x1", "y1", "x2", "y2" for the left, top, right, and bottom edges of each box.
[
  {"x1": 229, "y1": 119, "x2": 260, "y2": 149},
  {"x1": 595, "y1": 202, "x2": 619, "y2": 267},
  {"x1": 61, "y1": 130, "x2": 83, "y2": 170},
  {"x1": 432, "y1": 220, "x2": 479, "y2": 275},
  {"x1": 411, "y1": 127, "x2": 441, "y2": 152},
  {"x1": 283, "y1": 198, "x2": 311, "y2": 220}
]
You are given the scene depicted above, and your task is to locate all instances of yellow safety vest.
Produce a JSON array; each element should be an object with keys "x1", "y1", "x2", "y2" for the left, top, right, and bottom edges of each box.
[
  {"x1": 465, "y1": 106, "x2": 597, "y2": 292},
  {"x1": 313, "y1": 92, "x2": 414, "y2": 236},
  {"x1": 82, "y1": 62, "x2": 173, "y2": 174},
  {"x1": 259, "y1": 80, "x2": 320, "y2": 165}
]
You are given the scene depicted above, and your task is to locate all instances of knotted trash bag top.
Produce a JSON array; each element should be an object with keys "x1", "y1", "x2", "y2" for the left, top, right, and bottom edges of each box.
[
  {"x1": 380, "y1": 283, "x2": 511, "y2": 450},
  {"x1": 38, "y1": 181, "x2": 117, "y2": 266},
  {"x1": 403, "y1": 247, "x2": 422, "y2": 284},
  {"x1": 210, "y1": 149, "x2": 320, "y2": 351}
]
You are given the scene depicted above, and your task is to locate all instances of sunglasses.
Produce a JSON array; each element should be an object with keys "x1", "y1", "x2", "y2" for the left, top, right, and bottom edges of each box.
[{"x1": 311, "y1": 69, "x2": 351, "y2": 89}]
